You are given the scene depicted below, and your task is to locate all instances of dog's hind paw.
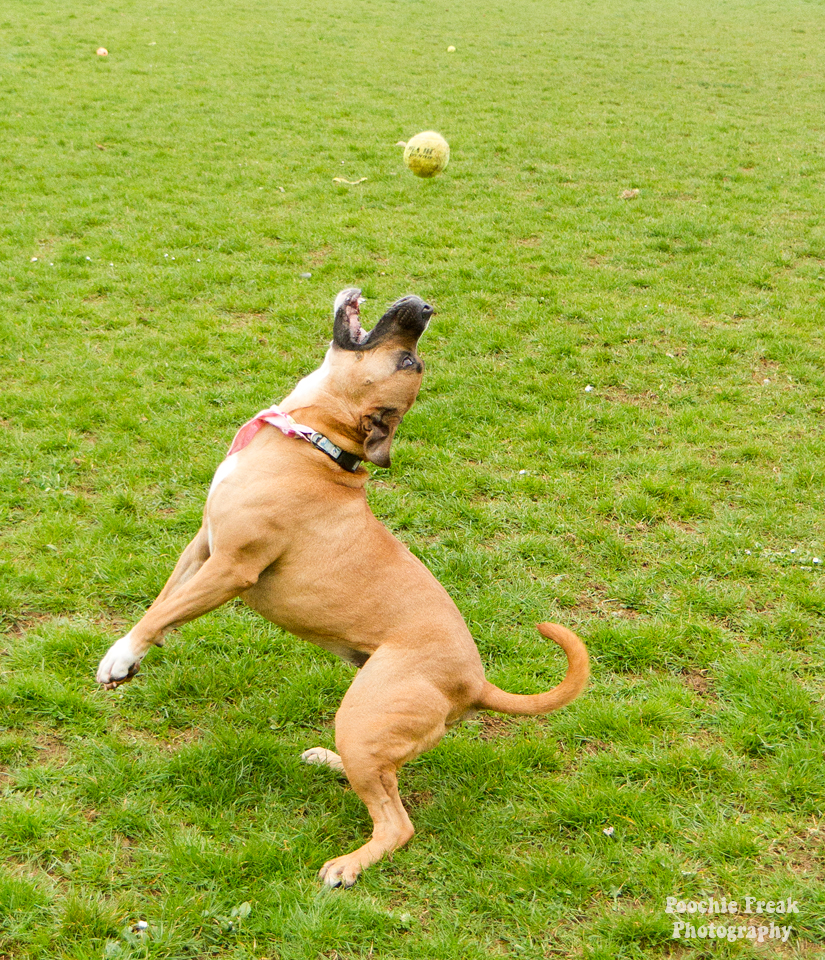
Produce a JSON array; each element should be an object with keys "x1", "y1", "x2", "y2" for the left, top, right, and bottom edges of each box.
[
  {"x1": 301, "y1": 747, "x2": 345, "y2": 774},
  {"x1": 319, "y1": 854, "x2": 361, "y2": 888},
  {"x1": 96, "y1": 633, "x2": 143, "y2": 690}
]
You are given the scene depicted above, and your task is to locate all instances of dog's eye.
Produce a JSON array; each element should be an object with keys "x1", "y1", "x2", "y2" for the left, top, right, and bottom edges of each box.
[{"x1": 396, "y1": 352, "x2": 422, "y2": 373}]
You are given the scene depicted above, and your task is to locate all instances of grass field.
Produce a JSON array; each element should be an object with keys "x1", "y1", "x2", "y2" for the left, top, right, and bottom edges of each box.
[{"x1": 2, "y1": 0, "x2": 825, "y2": 956}]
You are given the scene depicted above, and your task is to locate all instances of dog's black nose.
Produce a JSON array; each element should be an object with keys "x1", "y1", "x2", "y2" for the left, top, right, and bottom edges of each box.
[{"x1": 394, "y1": 296, "x2": 433, "y2": 336}]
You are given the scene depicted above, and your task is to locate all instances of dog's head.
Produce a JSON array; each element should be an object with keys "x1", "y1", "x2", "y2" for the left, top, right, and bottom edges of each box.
[{"x1": 282, "y1": 288, "x2": 432, "y2": 468}]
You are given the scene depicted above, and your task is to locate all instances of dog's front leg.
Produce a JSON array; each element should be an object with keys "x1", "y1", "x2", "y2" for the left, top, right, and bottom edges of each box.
[
  {"x1": 149, "y1": 526, "x2": 211, "y2": 606},
  {"x1": 96, "y1": 551, "x2": 262, "y2": 689}
]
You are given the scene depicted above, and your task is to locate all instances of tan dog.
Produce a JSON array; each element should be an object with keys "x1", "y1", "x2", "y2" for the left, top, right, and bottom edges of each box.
[{"x1": 96, "y1": 288, "x2": 589, "y2": 887}]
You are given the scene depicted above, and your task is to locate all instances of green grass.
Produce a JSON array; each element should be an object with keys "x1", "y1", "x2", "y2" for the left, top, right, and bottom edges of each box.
[{"x1": 2, "y1": 0, "x2": 825, "y2": 956}]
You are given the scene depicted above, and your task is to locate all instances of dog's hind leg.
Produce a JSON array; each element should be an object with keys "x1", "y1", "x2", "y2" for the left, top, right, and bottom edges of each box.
[
  {"x1": 317, "y1": 655, "x2": 451, "y2": 887},
  {"x1": 96, "y1": 551, "x2": 263, "y2": 689}
]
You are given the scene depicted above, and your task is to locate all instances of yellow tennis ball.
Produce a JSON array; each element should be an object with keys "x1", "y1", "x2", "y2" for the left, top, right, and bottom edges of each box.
[{"x1": 403, "y1": 131, "x2": 450, "y2": 178}]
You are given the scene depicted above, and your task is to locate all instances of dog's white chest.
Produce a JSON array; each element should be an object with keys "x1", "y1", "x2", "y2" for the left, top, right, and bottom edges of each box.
[
  {"x1": 208, "y1": 453, "x2": 239, "y2": 499},
  {"x1": 206, "y1": 454, "x2": 240, "y2": 552}
]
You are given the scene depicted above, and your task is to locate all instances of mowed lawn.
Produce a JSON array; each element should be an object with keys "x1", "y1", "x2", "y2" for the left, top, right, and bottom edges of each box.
[{"x1": 1, "y1": 0, "x2": 824, "y2": 956}]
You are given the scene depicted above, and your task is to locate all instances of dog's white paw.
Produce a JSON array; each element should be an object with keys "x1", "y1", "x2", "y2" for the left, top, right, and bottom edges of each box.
[
  {"x1": 301, "y1": 747, "x2": 345, "y2": 773},
  {"x1": 96, "y1": 633, "x2": 143, "y2": 690}
]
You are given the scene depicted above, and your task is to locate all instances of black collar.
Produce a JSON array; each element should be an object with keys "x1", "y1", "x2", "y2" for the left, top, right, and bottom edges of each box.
[{"x1": 308, "y1": 431, "x2": 363, "y2": 473}]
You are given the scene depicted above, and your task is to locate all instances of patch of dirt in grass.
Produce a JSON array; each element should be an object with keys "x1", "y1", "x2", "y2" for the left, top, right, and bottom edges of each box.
[
  {"x1": 488, "y1": 941, "x2": 512, "y2": 956},
  {"x1": 404, "y1": 789, "x2": 434, "y2": 809},
  {"x1": 6, "y1": 856, "x2": 64, "y2": 891},
  {"x1": 1, "y1": 612, "x2": 54, "y2": 639},
  {"x1": 602, "y1": 386, "x2": 662, "y2": 408},
  {"x1": 3, "y1": 611, "x2": 131, "y2": 643},
  {"x1": 370, "y1": 478, "x2": 401, "y2": 490},
  {"x1": 767, "y1": 944, "x2": 822, "y2": 959},
  {"x1": 1, "y1": 731, "x2": 69, "y2": 790},
  {"x1": 225, "y1": 311, "x2": 268, "y2": 330},
  {"x1": 681, "y1": 669, "x2": 717, "y2": 701},
  {"x1": 598, "y1": 600, "x2": 640, "y2": 619},
  {"x1": 117, "y1": 725, "x2": 203, "y2": 754},
  {"x1": 478, "y1": 714, "x2": 522, "y2": 741},
  {"x1": 752, "y1": 359, "x2": 782, "y2": 383},
  {"x1": 697, "y1": 912, "x2": 821, "y2": 959},
  {"x1": 307, "y1": 244, "x2": 334, "y2": 267},
  {"x1": 35, "y1": 733, "x2": 70, "y2": 766},
  {"x1": 768, "y1": 821, "x2": 825, "y2": 875},
  {"x1": 667, "y1": 519, "x2": 700, "y2": 535},
  {"x1": 575, "y1": 588, "x2": 639, "y2": 620}
]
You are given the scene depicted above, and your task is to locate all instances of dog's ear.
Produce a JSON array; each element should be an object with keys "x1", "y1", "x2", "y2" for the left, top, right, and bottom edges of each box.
[{"x1": 362, "y1": 413, "x2": 399, "y2": 468}]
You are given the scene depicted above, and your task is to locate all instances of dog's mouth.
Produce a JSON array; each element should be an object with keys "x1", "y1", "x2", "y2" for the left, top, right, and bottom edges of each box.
[
  {"x1": 333, "y1": 288, "x2": 433, "y2": 352},
  {"x1": 334, "y1": 287, "x2": 368, "y2": 345}
]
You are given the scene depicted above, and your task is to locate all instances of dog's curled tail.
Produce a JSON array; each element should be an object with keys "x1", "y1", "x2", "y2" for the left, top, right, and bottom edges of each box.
[{"x1": 476, "y1": 622, "x2": 589, "y2": 716}]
